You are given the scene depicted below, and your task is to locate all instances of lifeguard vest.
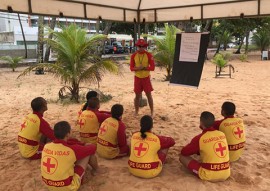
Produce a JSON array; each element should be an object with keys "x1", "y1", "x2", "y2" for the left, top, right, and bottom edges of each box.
[
  {"x1": 134, "y1": 52, "x2": 151, "y2": 78},
  {"x1": 219, "y1": 117, "x2": 245, "y2": 162},
  {"x1": 76, "y1": 103, "x2": 85, "y2": 130},
  {"x1": 128, "y1": 132, "x2": 162, "y2": 178},
  {"x1": 198, "y1": 129, "x2": 230, "y2": 181},
  {"x1": 78, "y1": 110, "x2": 99, "y2": 144},
  {"x1": 41, "y1": 141, "x2": 79, "y2": 190},
  {"x1": 97, "y1": 117, "x2": 120, "y2": 159},
  {"x1": 18, "y1": 113, "x2": 41, "y2": 158}
]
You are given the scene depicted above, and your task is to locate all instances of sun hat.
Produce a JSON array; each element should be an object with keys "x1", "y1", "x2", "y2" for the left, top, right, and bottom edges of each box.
[{"x1": 135, "y1": 39, "x2": 148, "y2": 47}]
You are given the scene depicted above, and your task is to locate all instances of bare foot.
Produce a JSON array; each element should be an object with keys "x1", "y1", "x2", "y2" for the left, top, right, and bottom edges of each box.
[{"x1": 91, "y1": 166, "x2": 107, "y2": 176}]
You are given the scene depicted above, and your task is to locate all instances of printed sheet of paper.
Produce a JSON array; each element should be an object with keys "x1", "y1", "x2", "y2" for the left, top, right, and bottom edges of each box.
[{"x1": 179, "y1": 33, "x2": 201, "y2": 62}]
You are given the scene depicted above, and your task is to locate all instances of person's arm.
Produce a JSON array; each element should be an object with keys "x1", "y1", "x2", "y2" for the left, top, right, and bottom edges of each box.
[
  {"x1": 67, "y1": 138, "x2": 85, "y2": 146},
  {"x1": 145, "y1": 52, "x2": 155, "y2": 71},
  {"x1": 117, "y1": 121, "x2": 128, "y2": 149},
  {"x1": 157, "y1": 135, "x2": 175, "y2": 149},
  {"x1": 39, "y1": 118, "x2": 55, "y2": 140},
  {"x1": 180, "y1": 134, "x2": 201, "y2": 156},
  {"x1": 95, "y1": 112, "x2": 111, "y2": 124},
  {"x1": 70, "y1": 144, "x2": 97, "y2": 160}
]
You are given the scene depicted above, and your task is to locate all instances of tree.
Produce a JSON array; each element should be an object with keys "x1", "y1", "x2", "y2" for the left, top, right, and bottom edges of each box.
[
  {"x1": 17, "y1": 14, "x2": 27, "y2": 58},
  {"x1": 148, "y1": 24, "x2": 180, "y2": 81},
  {"x1": 252, "y1": 29, "x2": 270, "y2": 52},
  {"x1": 217, "y1": 30, "x2": 233, "y2": 51},
  {"x1": 44, "y1": 17, "x2": 56, "y2": 62},
  {"x1": 0, "y1": 56, "x2": 23, "y2": 72},
  {"x1": 37, "y1": 16, "x2": 44, "y2": 63},
  {"x1": 18, "y1": 24, "x2": 119, "y2": 102}
]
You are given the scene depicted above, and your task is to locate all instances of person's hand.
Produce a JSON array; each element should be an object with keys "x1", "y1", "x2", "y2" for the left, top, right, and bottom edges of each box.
[{"x1": 136, "y1": 66, "x2": 144, "y2": 71}]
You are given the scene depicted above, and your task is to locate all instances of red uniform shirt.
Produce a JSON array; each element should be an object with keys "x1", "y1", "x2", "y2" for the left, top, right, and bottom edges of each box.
[
  {"x1": 213, "y1": 115, "x2": 234, "y2": 130},
  {"x1": 181, "y1": 128, "x2": 215, "y2": 156},
  {"x1": 35, "y1": 112, "x2": 55, "y2": 141}
]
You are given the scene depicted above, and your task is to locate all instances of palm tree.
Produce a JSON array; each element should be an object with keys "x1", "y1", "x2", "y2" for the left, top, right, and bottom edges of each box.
[
  {"x1": 18, "y1": 24, "x2": 119, "y2": 102},
  {"x1": 148, "y1": 24, "x2": 180, "y2": 81},
  {"x1": 217, "y1": 30, "x2": 233, "y2": 52},
  {"x1": 252, "y1": 28, "x2": 270, "y2": 52},
  {"x1": 0, "y1": 56, "x2": 23, "y2": 72}
]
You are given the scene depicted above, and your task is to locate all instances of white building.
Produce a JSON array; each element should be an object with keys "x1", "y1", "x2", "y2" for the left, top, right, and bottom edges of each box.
[{"x1": 0, "y1": 12, "x2": 97, "y2": 45}]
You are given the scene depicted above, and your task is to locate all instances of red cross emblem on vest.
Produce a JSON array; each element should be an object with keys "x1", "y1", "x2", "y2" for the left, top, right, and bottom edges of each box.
[
  {"x1": 133, "y1": 142, "x2": 149, "y2": 158},
  {"x1": 99, "y1": 125, "x2": 107, "y2": 136},
  {"x1": 20, "y1": 121, "x2": 27, "y2": 131},
  {"x1": 213, "y1": 141, "x2": 227, "y2": 158},
  {"x1": 233, "y1": 126, "x2": 244, "y2": 139},
  {"x1": 42, "y1": 156, "x2": 58, "y2": 175},
  {"x1": 77, "y1": 119, "x2": 86, "y2": 129}
]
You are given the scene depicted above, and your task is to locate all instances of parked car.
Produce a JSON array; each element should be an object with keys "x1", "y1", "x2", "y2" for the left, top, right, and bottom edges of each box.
[
  {"x1": 104, "y1": 45, "x2": 114, "y2": 54},
  {"x1": 112, "y1": 42, "x2": 124, "y2": 54}
]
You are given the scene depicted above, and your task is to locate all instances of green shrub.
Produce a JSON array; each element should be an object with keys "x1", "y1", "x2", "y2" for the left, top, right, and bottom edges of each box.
[
  {"x1": 239, "y1": 54, "x2": 248, "y2": 62},
  {"x1": 211, "y1": 53, "x2": 228, "y2": 68},
  {"x1": 0, "y1": 56, "x2": 23, "y2": 72}
]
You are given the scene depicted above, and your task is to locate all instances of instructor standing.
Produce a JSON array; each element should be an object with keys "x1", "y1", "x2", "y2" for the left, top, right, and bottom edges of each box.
[{"x1": 130, "y1": 39, "x2": 155, "y2": 116}]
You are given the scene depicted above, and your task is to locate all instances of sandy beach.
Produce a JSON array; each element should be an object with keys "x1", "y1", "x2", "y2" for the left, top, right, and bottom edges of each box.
[{"x1": 0, "y1": 54, "x2": 269, "y2": 191}]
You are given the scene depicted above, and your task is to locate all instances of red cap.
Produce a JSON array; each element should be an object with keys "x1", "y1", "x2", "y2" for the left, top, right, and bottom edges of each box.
[{"x1": 135, "y1": 39, "x2": 148, "y2": 47}]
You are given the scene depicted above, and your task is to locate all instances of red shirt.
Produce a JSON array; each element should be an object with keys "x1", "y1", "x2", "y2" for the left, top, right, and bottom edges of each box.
[
  {"x1": 53, "y1": 139, "x2": 96, "y2": 160},
  {"x1": 117, "y1": 120, "x2": 128, "y2": 149},
  {"x1": 87, "y1": 108, "x2": 111, "y2": 123},
  {"x1": 34, "y1": 111, "x2": 55, "y2": 141},
  {"x1": 130, "y1": 50, "x2": 155, "y2": 71},
  {"x1": 157, "y1": 135, "x2": 175, "y2": 149},
  {"x1": 213, "y1": 115, "x2": 234, "y2": 130},
  {"x1": 181, "y1": 127, "x2": 216, "y2": 156}
]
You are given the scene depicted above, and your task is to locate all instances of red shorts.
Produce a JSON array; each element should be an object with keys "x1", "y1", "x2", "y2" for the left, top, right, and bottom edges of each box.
[
  {"x1": 29, "y1": 144, "x2": 44, "y2": 160},
  {"x1": 74, "y1": 165, "x2": 85, "y2": 177},
  {"x1": 158, "y1": 151, "x2": 167, "y2": 164},
  {"x1": 187, "y1": 160, "x2": 201, "y2": 177},
  {"x1": 134, "y1": 76, "x2": 153, "y2": 94}
]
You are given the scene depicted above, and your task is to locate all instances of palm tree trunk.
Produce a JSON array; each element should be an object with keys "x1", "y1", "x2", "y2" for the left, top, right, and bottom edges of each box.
[
  {"x1": 244, "y1": 31, "x2": 250, "y2": 54},
  {"x1": 71, "y1": 81, "x2": 80, "y2": 102},
  {"x1": 18, "y1": 14, "x2": 27, "y2": 58},
  {"x1": 235, "y1": 34, "x2": 245, "y2": 54},
  {"x1": 103, "y1": 21, "x2": 112, "y2": 35},
  {"x1": 44, "y1": 17, "x2": 56, "y2": 62},
  {"x1": 37, "y1": 16, "x2": 44, "y2": 63},
  {"x1": 215, "y1": 42, "x2": 221, "y2": 54}
]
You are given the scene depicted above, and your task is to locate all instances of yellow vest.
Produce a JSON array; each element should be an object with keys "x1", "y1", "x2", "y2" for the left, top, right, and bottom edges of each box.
[
  {"x1": 97, "y1": 117, "x2": 120, "y2": 159},
  {"x1": 76, "y1": 103, "x2": 85, "y2": 130},
  {"x1": 128, "y1": 132, "x2": 162, "y2": 178},
  {"x1": 199, "y1": 130, "x2": 230, "y2": 181},
  {"x1": 18, "y1": 113, "x2": 41, "y2": 158},
  {"x1": 78, "y1": 110, "x2": 99, "y2": 144},
  {"x1": 41, "y1": 142, "x2": 79, "y2": 191},
  {"x1": 134, "y1": 52, "x2": 150, "y2": 78},
  {"x1": 219, "y1": 117, "x2": 245, "y2": 162}
]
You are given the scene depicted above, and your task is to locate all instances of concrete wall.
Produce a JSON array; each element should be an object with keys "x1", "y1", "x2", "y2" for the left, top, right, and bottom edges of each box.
[
  {"x1": 0, "y1": 49, "x2": 36, "y2": 58},
  {"x1": 0, "y1": 32, "x2": 14, "y2": 43}
]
